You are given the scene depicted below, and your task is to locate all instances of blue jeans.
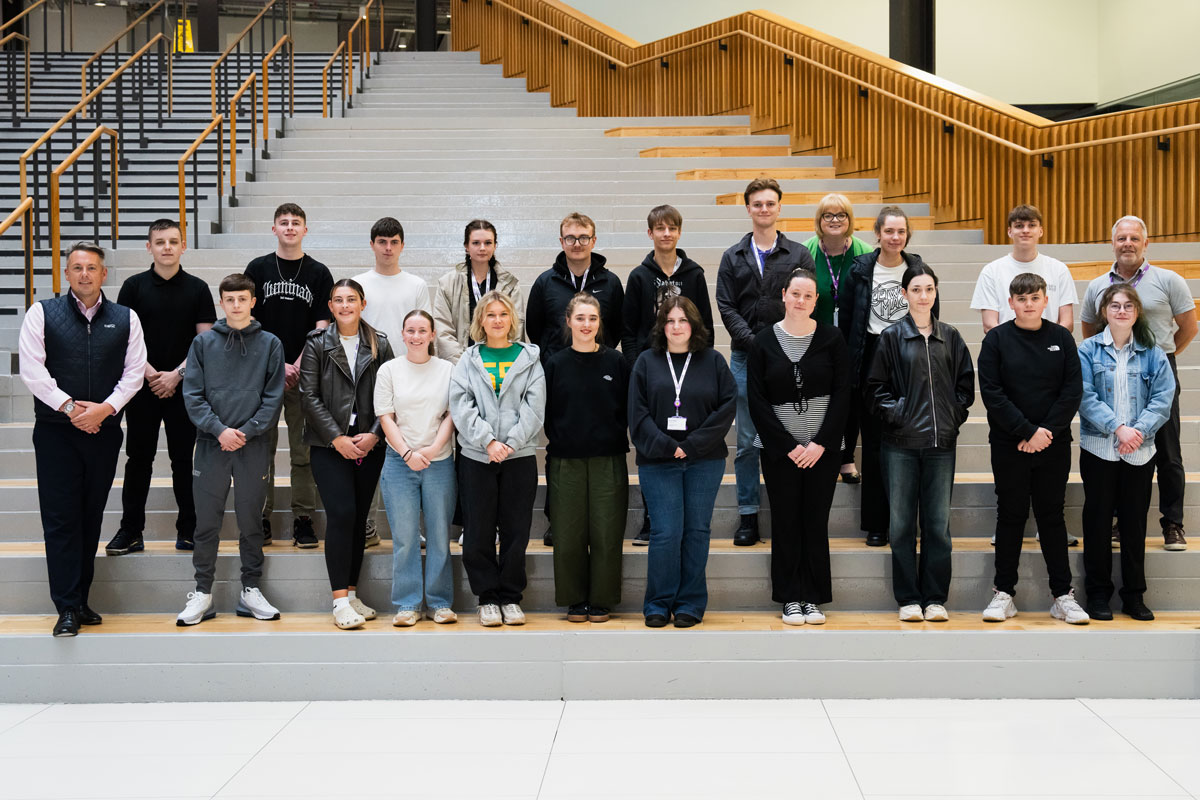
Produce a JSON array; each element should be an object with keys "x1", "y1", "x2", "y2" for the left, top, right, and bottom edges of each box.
[
  {"x1": 380, "y1": 451, "x2": 456, "y2": 611},
  {"x1": 880, "y1": 442, "x2": 955, "y2": 606},
  {"x1": 729, "y1": 349, "x2": 760, "y2": 515},
  {"x1": 638, "y1": 458, "x2": 725, "y2": 619}
]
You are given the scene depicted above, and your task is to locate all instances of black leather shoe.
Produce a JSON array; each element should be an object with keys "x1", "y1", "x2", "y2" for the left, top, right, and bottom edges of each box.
[
  {"x1": 673, "y1": 613, "x2": 701, "y2": 628},
  {"x1": 1122, "y1": 599, "x2": 1155, "y2": 621},
  {"x1": 78, "y1": 606, "x2": 102, "y2": 626},
  {"x1": 52, "y1": 608, "x2": 80, "y2": 637},
  {"x1": 104, "y1": 529, "x2": 144, "y2": 556},
  {"x1": 733, "y1": 513, "x2": 759, "y2": 546},
  {"x1": 543, "y1": 529, "x2": 554, "y2": 548},
  {"x1": 644, "y1": 614, "x2": 669, "y2": 628},
  {"x1": 865, "y1": 531, "x2": 889, "y2": 547},
  {"x1": 1086, "y1": 602, "x2": 1113, "y2": 621}
]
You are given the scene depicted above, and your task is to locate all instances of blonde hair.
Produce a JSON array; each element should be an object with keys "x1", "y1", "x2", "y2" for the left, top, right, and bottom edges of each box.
[
  {"x1": 469, "y1": 290, "x2": 520, "y2": 344},
  {"x1": 814, "y1": 193, "x2": 855, "y2": 242}
]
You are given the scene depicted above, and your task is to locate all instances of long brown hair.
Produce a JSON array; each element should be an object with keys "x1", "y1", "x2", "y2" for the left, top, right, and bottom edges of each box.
[
  {"x1": 1098, "y1": 284, "x2": 1156, "y2": 348},
  {"x1": 649, "y1": 295, "x2": 709, "y2": 353}
]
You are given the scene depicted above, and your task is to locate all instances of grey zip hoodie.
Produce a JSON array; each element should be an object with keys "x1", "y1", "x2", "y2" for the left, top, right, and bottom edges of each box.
[
  {"x1": 449, "y1": 341, "x2": 546, "y2": 463},
  {"x1": 183, "y1": 318, "x2": 286, "y2": 442}
]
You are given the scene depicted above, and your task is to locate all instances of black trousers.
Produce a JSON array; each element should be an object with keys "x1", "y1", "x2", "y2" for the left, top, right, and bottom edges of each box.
[
  {"x1": 311, "y1": 444, "x2": 385, "y2": 592},
  {"x1": 120, "y1": 387, "x2": 197, "y2": 536},
  {"x1": 761, "y1": 446, "x2": 839, "y2": 605},
  {"x1": 459, "y1": 454, "x2": 537, "y2": 605},
  {"x1": 1155, "y1": 353, "x2": 1184, "y2": 527},
  {"x1": 990, "y1": 438, "x2": 1073, "y2": 598},
  {"x1": 34, "y1": 421, "x2": 123, "y2": 612},
  {"x1": 842, "y1": 384, "x2": 861, "y2": 466},
  {"x1": 857, "y1": 333, "x2": 889, "y2": 534},
  {"x1": 1080, "y1": 449, "x2": 1155, "y2": 606}
]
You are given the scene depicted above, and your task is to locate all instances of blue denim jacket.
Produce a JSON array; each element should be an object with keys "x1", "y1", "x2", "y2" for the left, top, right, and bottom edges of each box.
[{"x1": 1077, "y1": 330, "x2": 1174, "y2": 442}]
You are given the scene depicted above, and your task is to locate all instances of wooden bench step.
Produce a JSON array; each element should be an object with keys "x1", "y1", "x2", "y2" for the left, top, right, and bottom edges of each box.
[
  {"x1": 639, "y1": 145, "x2": 791, "y2": 158},
  {"x1": 779, "y1": 216, "x2": 934, "y2": 232},
  {"x1": 606, "y1": 125, "x2": 751, "y2": 137},
  {"x1": 676, "y1": 167, "x2": 836, "y2": 180},
  {"x1": 717, "y1": 190, "x2": 882, "y2": 205},
  {"x1": 1069, "y1": 260, "x2": 1200, "y2": 279}
]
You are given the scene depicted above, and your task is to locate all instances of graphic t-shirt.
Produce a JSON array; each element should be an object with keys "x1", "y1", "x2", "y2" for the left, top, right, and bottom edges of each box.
[
  {"x1": 479, "y1": 342, "x2": 523, "y2": 395},
  {"x1": 868, "y1": 263, "x2": 909, "y2": 335},
  {"x1": 244, "y1": 253, "x2": 334, "y2": 362}
]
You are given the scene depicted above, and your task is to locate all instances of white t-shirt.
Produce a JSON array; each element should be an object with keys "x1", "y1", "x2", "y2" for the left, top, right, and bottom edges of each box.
[
  {"x1": 353, "y1": 269, "x2": 432, "y2": 355},
  {"x1": 338, "y1": 334, "x2": 359, "y2": 370},
  {"x1": 970, "y1": 253, "x2": 1077, "y2": 325},
  {"x1": 868, "y1": 263, "x2": 909, "y2": 335},
  {"x1": 373, "y1": 355, "x2": 454, "y2": 461}
]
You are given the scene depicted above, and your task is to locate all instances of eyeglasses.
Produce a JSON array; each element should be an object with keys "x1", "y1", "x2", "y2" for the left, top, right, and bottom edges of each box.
[
  {"x1": 821, "y1": 212, "x2": 849, "y2": 222},
  {"x1": 1108, "y1": 302, "x2": 1137, "y2": 313},
  {"x1": 562, "y1": 235, "x2": 593, "y2": 246}
]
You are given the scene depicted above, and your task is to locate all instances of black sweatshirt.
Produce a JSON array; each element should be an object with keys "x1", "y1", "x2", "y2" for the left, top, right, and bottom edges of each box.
[
  {"x1": 543, "y1": 344, "x2": 630, "y2": 458},
  {"x1": 621, "y1": 249, "x2": 715, "y2": 366},
  {"x1": 977, "y1": 319, "x2": 1082, "y2": 445},
  {"x1": 628, "y1": 347, "x2": 736, "y2": 465},
  {"x1": 526, "y1": 252, "x2": 625, "y2": 364}
]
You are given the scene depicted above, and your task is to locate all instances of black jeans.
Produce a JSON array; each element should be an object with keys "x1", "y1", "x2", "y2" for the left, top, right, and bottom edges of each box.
[
  {"x1": 459, "y1": 454, "x2": 537, "y2": 605},
  {"x1": 761, "y1": 447, "x2": 839, "y2": 605},
  {"x1": 990, "y1": 438, "x2": 1073, "y2": 598},
  {"x1": 842, "y1": 383, "x2": 861, "y2": 466},
  {"x1": 1155, "y1": 353, "x2": 1184, "y2": 527},
  {"x1": 311, "y1": 444, "x2": 385, "y2": 592},
  {"x1": 1080, "y1": 449, "x2": 1155, "y2": 607},
  {"x1": 857, "y1": 332, "x2": 889, "y2": 534},
  {"x1": 120, "y1": 387, "x2": 197, "y2": 536},
  {"x1": 34, "y1": 421, "x2": 123, "y2": 612}
]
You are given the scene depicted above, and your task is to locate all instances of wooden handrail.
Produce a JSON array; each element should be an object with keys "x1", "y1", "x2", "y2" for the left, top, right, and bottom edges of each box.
[
  {"x1": 0, "y1": 0, "x2": 47, "y2": 33},
  {"x1": 0, "y1": 198, "x2": 33, "y2": 237},
  {"x1": 0, "y1": 197, "x2": 35, "y2": 308},
  {"x1": 50, "y1": 126, "x2": 119, "y2": 296},
  {"x1": 321, "y1": 40, "x2": 347, "y2": 118},
  {"x1": 80, "y1": 0, "x2": 166, "y2": 108},
  {"x1": 177, "y1": 115, "x2": 224, "y2": 246},
  {"x1": 210, "y1": 0, "x2": 280, "y2": 116},
  {"x1": 261, "y1": 34, "x2": 293, "y2": 141},
  {"x1": 1, "y1": 32, "x2": 31, "y2": 117}
]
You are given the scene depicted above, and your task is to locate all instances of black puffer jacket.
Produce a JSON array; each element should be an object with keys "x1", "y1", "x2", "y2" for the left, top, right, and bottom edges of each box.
[
  {"x1": 299, "y1": 324, "x2": 395, "y2": 447},
  {"x1": 837, "y1": 249, "x2": 940, "y2": 385},
  {"x1": 865, "y1": 315, "x2": 974, "y2": 450}
]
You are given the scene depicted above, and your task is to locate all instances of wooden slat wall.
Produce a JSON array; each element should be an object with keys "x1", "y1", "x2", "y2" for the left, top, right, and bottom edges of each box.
[{"x1": 452, "y1": 1, "x2": 1199, "y2": 245}]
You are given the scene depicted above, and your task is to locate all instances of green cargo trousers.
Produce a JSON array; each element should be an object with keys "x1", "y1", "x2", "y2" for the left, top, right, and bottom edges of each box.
[{"x1": 548, "y1": 454, "x2": 629, "y2": 609}]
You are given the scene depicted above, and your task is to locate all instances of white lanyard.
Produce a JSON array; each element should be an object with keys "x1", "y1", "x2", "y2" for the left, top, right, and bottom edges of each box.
[
  {"x1": 470, "y1": 270, "x2": 493, "y2": 303},
  {"x1": 666, "y1": 351, "x2": 692, "y2": 411},
  {"x1": 751, "y1": 236, "x2": 776, "y2": 277},
  {"x1": 573, "y1": 267, "x2": 590, "y2": 292}
]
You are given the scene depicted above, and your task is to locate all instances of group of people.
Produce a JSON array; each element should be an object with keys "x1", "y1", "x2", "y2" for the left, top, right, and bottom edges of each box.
[{"x1": 20, "y1": 180, "x2": 1193, "y2": 638}]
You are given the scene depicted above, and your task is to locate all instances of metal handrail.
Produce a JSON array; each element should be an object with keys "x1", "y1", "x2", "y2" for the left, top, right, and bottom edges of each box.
[
  {"x1": 80, "y1": 0, "x2": 172, "y2": 109},
  {"x1": 321, "y1": 40, "x2": 348, "y2": 118},
  {"x1": 49, "y1": 127, "x2": 119, "y2": 297},
  {"x1": 345, "y1": 0, "x2": 383, "y2": 107},
  {"x1": 178, "y1": 115, "x2": 225, "y2": 248},
  {"x1": 210, "y1": 0, "x2": 282, "y2": 116},
  {"x1": 228, "y1": 72, "x2": 258, "y2": 207},
  {"x1": 260, "y1": 35, "x2": 293, "y2": 152},
  {"x1": 0, "y1": 0, "x2": 47, "y2": 33},
  {"x1": 1, "y1": 32, "x2": 31, "y2": 125},
  {"x1": 0, "y1": 198, "x2": 35, "y2": 308}
]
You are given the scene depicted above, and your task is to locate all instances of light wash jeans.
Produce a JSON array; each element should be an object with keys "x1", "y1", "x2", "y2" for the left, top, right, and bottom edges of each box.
[
  {"x1": 729, "y1": 349, "x2": 761, "y2": 515},
  {"x1": 380, "y1": 451, "x2": 456, "y2": 611}
]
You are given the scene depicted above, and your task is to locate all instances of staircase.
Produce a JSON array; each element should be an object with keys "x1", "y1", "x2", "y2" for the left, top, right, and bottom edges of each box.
[{"x1": 2, "y1": 51, "x2": 1199, "y2": 703}]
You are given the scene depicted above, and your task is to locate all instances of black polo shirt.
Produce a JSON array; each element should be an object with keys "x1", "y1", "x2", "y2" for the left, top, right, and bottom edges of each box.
[{"x1": 117, "y1": 265, "x2": 216, "y2": 371}]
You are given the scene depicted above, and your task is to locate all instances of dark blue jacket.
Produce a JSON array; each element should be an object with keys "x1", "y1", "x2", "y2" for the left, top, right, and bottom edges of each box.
[{"x1": 34, "y1": 292, "x2": 130, "y2": 426}]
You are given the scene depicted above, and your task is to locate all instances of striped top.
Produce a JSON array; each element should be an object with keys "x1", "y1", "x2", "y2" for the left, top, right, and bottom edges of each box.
[
  {"x1": 753, "y1": 323, "x2": 832, "y2": 448},
  {"x1": 1079, "y1": 340, "x2": 1157, "y2": 466}
]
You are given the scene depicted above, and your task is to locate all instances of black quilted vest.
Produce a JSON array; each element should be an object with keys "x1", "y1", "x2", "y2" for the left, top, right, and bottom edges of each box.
[{"x1": 34, "y1": 293, "x2": 131, "y2": 426}]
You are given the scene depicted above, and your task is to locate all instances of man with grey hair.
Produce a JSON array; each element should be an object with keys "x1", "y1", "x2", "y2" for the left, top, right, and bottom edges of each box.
[
  {"x1": 1081, "y1": 215, "x2": 1197, "y2": 551},
  {"x1": 19, "y1": 242, "x2": 147, "y2": 636}
]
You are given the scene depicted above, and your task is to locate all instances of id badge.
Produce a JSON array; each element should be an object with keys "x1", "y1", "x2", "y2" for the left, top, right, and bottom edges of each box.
[
  {"x1": 832, "y1": 308, "x2": 838, "y2": 326},
  {"x1": 667, "y1": 415, "x2": 687, "y2": 431},
  {"x1": 349, "y1": 412, "x2": 357, "y2": 426}
]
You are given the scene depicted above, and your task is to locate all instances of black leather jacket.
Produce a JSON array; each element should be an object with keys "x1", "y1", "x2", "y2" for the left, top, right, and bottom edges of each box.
[
  {"x1": 299, "y1": 325, "x2": 394, "y2": 447},
  {"x1": 865, "y1": 315, "x2": 974, "y2": 450}
]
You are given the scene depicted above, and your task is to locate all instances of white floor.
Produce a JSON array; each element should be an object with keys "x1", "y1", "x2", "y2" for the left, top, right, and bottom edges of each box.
[{"x1": 0, "y1": 698, "x2": 1198, "y2": 799}]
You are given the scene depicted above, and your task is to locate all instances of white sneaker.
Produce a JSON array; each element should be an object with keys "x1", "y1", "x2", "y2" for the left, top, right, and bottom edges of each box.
[
  {"x1": 478, "y1": 604, "x2": 502, "y2": 627},
  {"x1": 430, "y1": 607, "x2": 458, "y2": 624},
  {"x1": 898, "y1": 604, "x2": 923, "y2": 622},
  {"x1": 982, "y1": 590, "x2": 1017, "y2": 622},
  {"x1": 500, "y1": 603, "x2": 526, "y2": 626},
  {"x1": 333, "y1": 604, "x2": 366, "y2": 629},
  {"x1": 176, "y1": 591, "x2": 215, "y2": 626},
  {"x1": 236, "y1": 587, "x2": 280, "y2": 620},
  {"x1": 1050, "y1": 590, "x2": 1090, "y2": 625},
  {"x1": 782, "y1": 601, "x2": 805, "y2": 626},
  {"x1": 923, "y1": 604, "x2": 949, "y2": 622},
  {"x1": 349, "y1": 597, "x2": 377, "y2": 620},
  {"x1": 391, "y1": 609, "x2": 419, "y2": 627},
  {"x1": 800, "y1": 602, "x2": 825, "y2": 625},
  {"x1": 990, "y1": 533, "x2": 996, "y2": 546}
]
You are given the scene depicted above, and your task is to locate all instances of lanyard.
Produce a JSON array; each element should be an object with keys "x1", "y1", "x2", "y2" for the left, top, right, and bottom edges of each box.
[
  {"x1": 666, "y1": 351, "x2": 692, "y2": 411},
  {"x1": 1111, "y1": 262, "x2": 1149, "y2": 287},
  {"x1": 470, "y1": 269, "x2": 493, "y2": 303},
  {"x1": 573, "y1": 268, "x2": 590, "y2": 292},
  {"x1": 751, "y1": 237, "x2": 776, "y2": 277},
  {"x1": 819, "y1": 239, "x2": 847, "y2": 301}
]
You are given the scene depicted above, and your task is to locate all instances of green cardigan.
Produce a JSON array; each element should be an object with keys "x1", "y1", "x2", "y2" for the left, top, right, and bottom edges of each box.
[{"x1": 804, "y1": 235, "x2": 873, "y2": 325}]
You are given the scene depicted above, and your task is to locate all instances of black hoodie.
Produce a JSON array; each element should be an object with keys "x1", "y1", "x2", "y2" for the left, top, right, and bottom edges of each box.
[
  {"x1": 525, "y1": 251, "x2": 625, "y2": 363},
  {"x1": 620, "y1": 248, "x2": 715, "y2": 367}
]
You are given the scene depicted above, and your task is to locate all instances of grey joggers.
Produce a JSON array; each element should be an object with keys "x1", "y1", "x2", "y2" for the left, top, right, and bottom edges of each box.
[{"x1": 191, "y1": 436, "x2": 271, "y2": 594}]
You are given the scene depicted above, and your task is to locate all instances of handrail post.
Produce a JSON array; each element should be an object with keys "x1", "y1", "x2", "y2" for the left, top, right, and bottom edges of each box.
[
  {"x1": 216, "y1": 118, "x2": 224, "y2": 233},
  {"x1": 91, "y1": 139, "x2": 101, "y2": 244},
  {"x1": 23, "y1": 201, "x2": 34, "y2": 309}
]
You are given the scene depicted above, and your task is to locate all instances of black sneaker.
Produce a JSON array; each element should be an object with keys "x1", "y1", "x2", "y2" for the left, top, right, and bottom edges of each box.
[
  {"x1": 566, "y1": 604, "x2": 588, "y2": 623},
  {"x1": 175, "y1": 533, "x2": 195, "y2": 551},
  {"x1": 587, "y1": 606, "x2": 610, "y2": 623},
  {"x1": 865, "y1": 531, "x2": 889, "y2": 547},
  {"x1": 733, "y1": 513, "x2": 759, "y2": 546},
  {"x1": 262, "y1": 517, "x2": 272, "y2": 546},
  {"x1": 293, "y1": 516, "x2": 318, "y2": 548},
  {"x1": 543, "y1": 528, "x2": 554, "y2": 547},
  {"x1": 105, "y1": 529, "x2": 144, "y2": 556}
]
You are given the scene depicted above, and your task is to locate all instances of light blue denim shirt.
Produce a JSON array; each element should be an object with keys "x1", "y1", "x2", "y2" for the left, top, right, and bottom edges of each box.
[{"x1": 1077, "y1": 328, "x2": 1175, "y2": 464}]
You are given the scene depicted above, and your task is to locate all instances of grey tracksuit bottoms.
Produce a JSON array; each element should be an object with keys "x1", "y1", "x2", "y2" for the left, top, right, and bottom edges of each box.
[{"x1": 191, "y1": 436, "x2": 271, "y2": 593}]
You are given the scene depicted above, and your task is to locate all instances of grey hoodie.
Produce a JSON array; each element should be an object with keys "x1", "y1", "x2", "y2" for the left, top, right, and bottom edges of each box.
[
  {"x1": 449, "y1": 342, "x2": 546, "y2": 463},
  {"x1": 183, "y1": 318, "x2": 286, "y2": 442}
]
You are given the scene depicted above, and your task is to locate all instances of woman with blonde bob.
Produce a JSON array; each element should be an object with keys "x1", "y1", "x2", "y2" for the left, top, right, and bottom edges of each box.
[
  {"x1": 448, "y1": 290, "x2": 546, "y2": 627},
  {"x1": 804, "y1": 193, "x2": 872, "y2": 484}
]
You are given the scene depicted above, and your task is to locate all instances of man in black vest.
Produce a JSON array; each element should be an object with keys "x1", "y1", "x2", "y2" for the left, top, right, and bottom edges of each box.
[{"x1": 19, "y1": 242, "x2": 147, "y2": 637}]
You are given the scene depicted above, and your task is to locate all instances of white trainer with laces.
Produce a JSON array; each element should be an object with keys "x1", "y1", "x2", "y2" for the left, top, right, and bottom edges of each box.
[
  {"x1": 1050, "y1": 590, "x2": 1090, "y2": 625},
  {"x1": 349, "y1": 597, "x2": 377, "y2": 620},
  {"x1": 176, "y1": 591, "x2": 215, "y2": 626},
  {"x1": 898, "y1": 604, "x2": 923, "y2": 622},
  {"x1": 478, "y1": 604, "x2": 502, "y2": 627},
  {"x1": 236, "y1": 587, "x2": 281, "y2": 620},
  {"x1": 782, "y1": 601, "x2": 804, "y2": 626},
  {"x1": 923, "y1": 604, "x2": 949, "y2": 622},
  {"x1": 800, "y1": 602, "x2": 826, "y2": 625},
  {"x1": 430, "y1": 607, "x2": 458, "y2": 624},
  {"x1": 500, "y1": 603, "x2": 526, "y2": 626},
  {"x1": 391, "y1": 609, "x2": 419, "y2": 627},
  {"x1": 982, "y1": 590, "x2": 1017, "y2": 622}
]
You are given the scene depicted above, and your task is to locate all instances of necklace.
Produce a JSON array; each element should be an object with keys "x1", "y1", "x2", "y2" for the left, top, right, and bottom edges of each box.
[{"x1": 275, "y1": 253, "x2": 303, "y2": 282}]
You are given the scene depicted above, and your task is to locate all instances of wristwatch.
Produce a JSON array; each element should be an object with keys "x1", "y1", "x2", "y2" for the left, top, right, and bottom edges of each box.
[
  {"x1": 62, "y1": 399, "x2": 76, "y2": 416},
  {"x1": 177, "y1": 366, "x2": 186, "y2": 379}
]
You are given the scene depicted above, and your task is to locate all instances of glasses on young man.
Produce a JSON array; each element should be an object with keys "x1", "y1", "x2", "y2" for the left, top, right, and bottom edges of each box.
[{"x1": 562, "y1": 235, "x2": 594, "y2": 246}]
